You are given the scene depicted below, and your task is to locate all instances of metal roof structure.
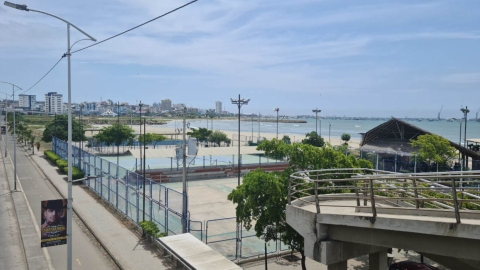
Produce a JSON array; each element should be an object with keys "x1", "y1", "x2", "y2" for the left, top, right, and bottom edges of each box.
[
  {"x1": 126, "y1": 146, "x2": 264, "y2": 159},
  {"x1": 467, "y1": 139, "x2": 480, "y2": 144},
  {"x1": 360, "y1": 118, "x2": 480, "y2": 160}
]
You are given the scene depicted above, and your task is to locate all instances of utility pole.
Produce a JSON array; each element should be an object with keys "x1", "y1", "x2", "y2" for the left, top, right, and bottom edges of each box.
[
  {"x1": 182, "y1": 107, "x2": 188, "y2": 233},
  {"x1": 461, "y1": 106, "x2": 470, "y2": 168}
]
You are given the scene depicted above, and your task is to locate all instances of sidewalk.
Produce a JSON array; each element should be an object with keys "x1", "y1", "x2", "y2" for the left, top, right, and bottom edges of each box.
[
  {"x1": 0, "y1": 139, "x2": 51, "y2": 270},
  {"x1": 30, "y1": 149, "x2": 171, "y2": 270}
]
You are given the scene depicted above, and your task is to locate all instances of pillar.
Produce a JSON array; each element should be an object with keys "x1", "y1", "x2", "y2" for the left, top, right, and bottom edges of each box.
[
  {"x1": 327, "y1": 261, "x2": 347, "y2": 270},
  {"x1": 369, "y1": 250, "x2": 388, "y2": 270}
]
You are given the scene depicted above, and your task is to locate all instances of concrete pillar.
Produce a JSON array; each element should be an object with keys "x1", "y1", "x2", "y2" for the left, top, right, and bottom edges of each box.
[
  {"x1": 328, "y1": 260, "x2": 347, "y2": 270},
  {"x1": 369, "y1": 250, "x2": 388, "y2": 270}
]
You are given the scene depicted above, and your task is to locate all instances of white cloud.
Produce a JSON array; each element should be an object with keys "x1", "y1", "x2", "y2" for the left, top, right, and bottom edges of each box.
[{"x1": 444, "y1": 73, "x2": 480, "y2": 84}]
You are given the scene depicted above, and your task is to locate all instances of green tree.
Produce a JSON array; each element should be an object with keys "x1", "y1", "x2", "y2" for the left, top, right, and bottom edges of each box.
[
  {"x1": 282, "y1": 135, "x2": 291, "y2": 144},
  {"x1": 187, "y1": 128, "x2": 212, "y2": 142},
  {"x1": 208, "y1": 130, "x2": 230, "y2": 146},
  {"x1": 93, "y1": 123, "x2": 135, "y2": 146},
  {"x1": 42, "y1": 115, "x2": 86, "y2": 143},
  {"x1": 410, "y1": 134, "x2": 456, "y2": 167},
  {"x1": 229, "y1": 139, "x2": 373, "y2": 269},
  {"x1": 301, "y1": 131, "x2": 324, "y2": 147},
  {"x1": 341, "y1": 133, "x2": 351, "y2": 145},
  {"x1": 138, "y1": 133, "x2": 167, "y2": 148}
]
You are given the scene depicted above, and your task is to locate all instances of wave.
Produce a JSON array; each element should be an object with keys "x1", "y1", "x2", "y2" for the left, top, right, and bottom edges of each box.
[
  {"x1": 355, "y1": 125, "x2": 361, "y2": 128},
  {"x1": 294, "y1": 125, "x2": 299, "y2": 127}
]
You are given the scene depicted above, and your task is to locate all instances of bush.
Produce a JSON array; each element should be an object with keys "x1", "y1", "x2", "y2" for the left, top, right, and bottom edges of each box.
[
  {"x1": 139, "y1": 221, "x2": 162, "y2": 238},
  {"x1": 62, "y1": 166, "x2": 85, "y2": 180},
  {"x1": 44, "y1": 150, "x2": 61, "y2": 163},
  {"x1": 56, "y1": 159, "x2": 68, "y2": 170}
]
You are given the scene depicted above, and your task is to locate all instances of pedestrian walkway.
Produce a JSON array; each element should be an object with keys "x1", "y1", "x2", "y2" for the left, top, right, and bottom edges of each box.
[
  {"x1": 0, "y1": 145, "x2": 29, "y2": 270},
  {"x1": 30, "y1": 149, "x2": 171, "y2": 270}
]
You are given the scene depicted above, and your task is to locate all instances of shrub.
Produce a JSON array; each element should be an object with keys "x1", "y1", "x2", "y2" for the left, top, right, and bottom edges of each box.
[
  {"x1": 139, "y1": 221, "x2": 162, "y2": 238},
  {"x1": 44, "y1": 150, "x2": 61, "y2": 163},
  {"x1": 56, "y1": 159, "x2": 68, "y2": 170},
  {"x1": 62, "y1": 166, "x2": 85, "y2": 180}
]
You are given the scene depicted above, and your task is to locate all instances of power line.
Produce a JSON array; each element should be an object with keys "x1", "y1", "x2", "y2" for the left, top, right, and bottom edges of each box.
[
  {"x1": 71, "y1": 0, "x2": 198, "y2": 54},
  {"x1": 17, "y1": 0, "x2": 197, "y2": 94},
  {"x1": 19, "y1": 55, "x2": 65, "y2": 95}
]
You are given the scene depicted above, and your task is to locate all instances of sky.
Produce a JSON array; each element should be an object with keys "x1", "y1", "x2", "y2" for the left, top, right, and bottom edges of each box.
[{"x1": 0, "y1": 0, "x2": 479, "y2": 118}]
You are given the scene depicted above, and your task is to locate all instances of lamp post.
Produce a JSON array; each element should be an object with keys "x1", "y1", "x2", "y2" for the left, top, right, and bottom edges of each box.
[
  {"x1": 461, "y1": 106, "x2": 470, "y2": 168},
  {"x1": 1, "y1": 92, "x2": 10, "y2": 158},
  {"x1": 312, "y1": 108, "x2": 321, "y2": 135},
  {"x1": 4, "y1": 3, "x2": 97, "y2": 270},
  {"x1": 231, "y1": 95, "x2": 250, "y2": 186},
  {"x1": 0, "y1": 81, "x2": 22, "y2": 191},
  {"x1": 273, "y1": 108, "x2": 279, "y2": 139}
]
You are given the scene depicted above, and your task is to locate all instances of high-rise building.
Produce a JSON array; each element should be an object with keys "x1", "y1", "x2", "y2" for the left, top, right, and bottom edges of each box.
[
  {"x1": 215, "y1": 101, "x2": 222, "y2": 114},
  {"x1": 18, "y1": 94, "x2": 36, "y2": 110},
  {"x1": 45, "y1": 92, "x2": 63, "y2": 114},
  {"x1": 161, "y1": 99, "x2": 172, "y2": 111}
]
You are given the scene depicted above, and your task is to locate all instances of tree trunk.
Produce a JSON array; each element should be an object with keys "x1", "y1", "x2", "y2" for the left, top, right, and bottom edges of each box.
[{"x1": 300, "y1": 250, "x2": 307, "y2": 270}]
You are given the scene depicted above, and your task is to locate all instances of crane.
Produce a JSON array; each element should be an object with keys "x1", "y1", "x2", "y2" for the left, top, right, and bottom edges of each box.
[{"x1": 438, "y1": 105, "x2": 443, "y2": 120}]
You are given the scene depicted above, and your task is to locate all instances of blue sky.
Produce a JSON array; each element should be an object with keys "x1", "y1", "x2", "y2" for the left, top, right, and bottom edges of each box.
[{"x1": 0, "y1": 0, "x2": 479, "y2": 118}]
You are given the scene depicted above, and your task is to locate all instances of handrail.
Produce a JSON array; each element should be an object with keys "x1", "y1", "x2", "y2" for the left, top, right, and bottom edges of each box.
[{"x1": 289, "y1": 168, "x2": 480, "y2": 224}]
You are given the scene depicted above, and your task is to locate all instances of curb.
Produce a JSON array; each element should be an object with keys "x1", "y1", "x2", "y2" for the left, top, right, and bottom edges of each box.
[{"x1": 26, "y1": 150, "x2": 126, "y2": 270}]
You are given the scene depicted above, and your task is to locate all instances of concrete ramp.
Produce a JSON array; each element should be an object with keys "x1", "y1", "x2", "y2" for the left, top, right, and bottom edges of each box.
[{"x1": 158, "y1": 233, "x2": 241, "y2": 270}]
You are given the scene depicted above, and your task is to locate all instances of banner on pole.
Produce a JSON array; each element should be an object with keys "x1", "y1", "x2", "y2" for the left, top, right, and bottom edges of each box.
[{"x1": 40, "y1": 199, "x2": 67, "y2": 248}]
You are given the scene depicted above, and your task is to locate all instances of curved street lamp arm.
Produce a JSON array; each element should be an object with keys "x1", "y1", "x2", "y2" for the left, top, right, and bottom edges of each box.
[
  {"x1": 0, "y1": 81, "x2": 23, "y2": 90},
  {"x1": 27, "y1": 8, "x2": 96, "y2": 41},
  {"x1": 70, "y1": 38, "x2": 92, "y2": 50}
]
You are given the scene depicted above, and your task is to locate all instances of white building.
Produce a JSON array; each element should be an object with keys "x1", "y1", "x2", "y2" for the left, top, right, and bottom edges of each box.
[
  {"x1": 215, "y1": 101, "x2": 222, "y2": 114},
  {"x1": 45, "y1": 92, "x2": 63, "y2": 114},
  {"x1": 18, "y1": 94, "x2": 36, "y2": 110}
]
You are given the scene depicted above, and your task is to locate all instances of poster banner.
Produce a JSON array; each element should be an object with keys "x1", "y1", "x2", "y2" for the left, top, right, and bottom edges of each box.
[{"x1": 40, "y1": 199, "x2": 67, "y2": 248}]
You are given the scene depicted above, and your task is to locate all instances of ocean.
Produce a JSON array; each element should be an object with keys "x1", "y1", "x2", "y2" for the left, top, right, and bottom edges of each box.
[{"x1": 163, "y1": 118, "x2": 480, "y2": 143}]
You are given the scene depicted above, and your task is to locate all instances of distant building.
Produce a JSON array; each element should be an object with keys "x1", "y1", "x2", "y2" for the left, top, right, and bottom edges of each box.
[
  {"x1": 153, "y1": 102, "x2": 159, "y2": 108},
  {"x1": 18, "y1": 94, "x2": 36, "y2": 110},
  {"x1": 187, "y1": 107, "x2": 199, "y2": 113},
  {"x1": 86, "y1": 102, "x2": 97, "y2": 111},
  {"x1": 45, "y1": 92, "x2": 63, "y2": 114},
  {"x1": 215, "y1": 101, "x2": 222, "y2": 114},
  {"x1": 161, "y1": 99, "x2": 172, "y2": 111}
]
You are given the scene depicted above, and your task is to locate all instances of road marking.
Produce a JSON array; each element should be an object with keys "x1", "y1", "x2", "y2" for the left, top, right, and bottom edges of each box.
[{"x1": 76, "y1": 259, "x2": 82, "y2": 266}]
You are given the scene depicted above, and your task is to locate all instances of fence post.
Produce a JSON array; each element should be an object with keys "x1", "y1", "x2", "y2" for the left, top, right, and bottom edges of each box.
[
  {"x1": 412, "y1": 177, "x2": 419, "y2": 209},
  {"x1": 369, "y1": 179, "x2": 376, "y2": 223},
  {"x1": 314, "y1": 181, "x2": 320, "y2": 213},
  {"x1": 108, "y1": 163, "x2": 111, "y2": 202},
  {"x1": 414, "y1": 155, "x2": 417, "y2": 173},
  {"x1": 136, "y1": 175, "x2": 140, "y2": 224},
  {"x1": 150, "y1": 182, "x2": 153, "y2": 221},
  {"x1": 125, "y1": 173, "x2": 129, "y2": 217},
  {"x1": 165, "y1": 189, "x2": 169, "y2": 234},
  {"x1": 451, "y1": 176, "x2": 461, "y2": 224},
  {"x1": 376, "y1": 152, "x2": 379, "y2": 171},
  {"x1": 395, "y1": 152, "x2": 397, "y2": 172}
]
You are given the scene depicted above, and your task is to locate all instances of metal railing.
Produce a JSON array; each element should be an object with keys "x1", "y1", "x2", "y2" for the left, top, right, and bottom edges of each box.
[{"x1": 289, "y1": 168, "x2": 480, "y2": 224}]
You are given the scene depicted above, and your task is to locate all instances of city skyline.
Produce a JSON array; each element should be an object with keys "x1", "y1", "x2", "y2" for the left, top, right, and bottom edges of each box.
[{"x1": 0, "y1": 0, "x2": 479, "y2": 118}]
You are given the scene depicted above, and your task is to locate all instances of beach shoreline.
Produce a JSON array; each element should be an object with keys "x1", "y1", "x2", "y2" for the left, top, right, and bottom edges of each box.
[{"x1": 90, "y1": 124, "x2": 361, "y2": 147}]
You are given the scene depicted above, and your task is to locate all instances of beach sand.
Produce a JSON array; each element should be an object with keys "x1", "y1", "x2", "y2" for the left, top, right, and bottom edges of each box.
[{"x1": 89, "y1": 124, "x2": 360, "y2": 147}]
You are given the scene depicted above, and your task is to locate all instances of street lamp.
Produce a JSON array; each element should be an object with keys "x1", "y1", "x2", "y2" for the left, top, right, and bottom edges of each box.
[
  {"x1": 0, "y1": 81, "x2": 22, "y2": 191},
  {"x1": 231, "y1": 95, "x2": 249, "y2": 186},
  {"x1": 1, "y1": 92, "x2": 11, "y2": 158},
  {"x1": 461, "y1": 106, "x2": 470, "y2": 168},
  {"x1": 4, "y1": 2, "x2": 96, "y2": 270},
  {"x1": 273, "y1": 108, "x2": 279, "y2": 139},
  {"x1": 312, "y1": 108, "x2": 321, "y2": 135}
]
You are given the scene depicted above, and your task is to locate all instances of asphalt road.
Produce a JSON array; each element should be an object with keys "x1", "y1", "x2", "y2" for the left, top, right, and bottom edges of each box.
[{"x1": 0, "y1": 117, "x2": 116, "y2": 270}]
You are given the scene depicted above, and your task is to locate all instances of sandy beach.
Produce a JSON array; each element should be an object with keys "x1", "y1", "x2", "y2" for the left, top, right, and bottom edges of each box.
[{"x1": 90, "y1": 124, "x2": 360, "y2": 147}]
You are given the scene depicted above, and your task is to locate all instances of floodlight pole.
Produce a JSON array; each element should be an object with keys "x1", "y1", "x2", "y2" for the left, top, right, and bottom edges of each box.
[
  {"x1": 461, "y1": 106, "x2": 470, "y2": 168},
  {"x1": 231, "y1": 94, "x2": 249, "y2": 186},
  {"x1": 182, "y1": 107, "x2": 187, "y2": 233},
  {"x1": 3, "y1": 3, "x2": 97, "y2": 270},
  {"x1": 274, "y1": 108, "x2": 279, "y2": 139},
  {"x1": 312, "y1": 108, "x2": 321, "y2": 135}
]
